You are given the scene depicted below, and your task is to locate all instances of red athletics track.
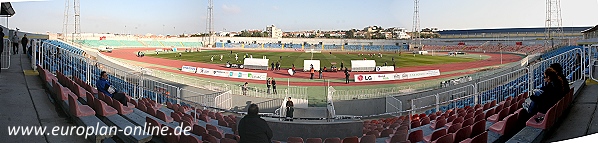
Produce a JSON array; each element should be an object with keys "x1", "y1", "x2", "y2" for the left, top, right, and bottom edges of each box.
[{"x1": 104, "y1": 48, "x2": 522, "y2": 86}]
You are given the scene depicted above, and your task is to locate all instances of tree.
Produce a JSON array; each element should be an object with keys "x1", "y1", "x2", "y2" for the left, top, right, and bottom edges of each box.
[
  {"x1": 239, "y1": 31, "x2": 252, "y2": 37},
  {"x1": 345, "y1": 30, "x2": 355, "y2": 38},
  {"x1": 251, "y1": 31, "x2": 262, "y2": 37},
  {"x1": 324, "y1": 33, "x2": 331, "y2": 38}
]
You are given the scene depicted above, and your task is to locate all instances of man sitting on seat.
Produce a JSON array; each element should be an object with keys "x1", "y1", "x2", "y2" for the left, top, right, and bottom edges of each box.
[{"x1": 96, "y1": 71, "x2": 128, "y2": 106}]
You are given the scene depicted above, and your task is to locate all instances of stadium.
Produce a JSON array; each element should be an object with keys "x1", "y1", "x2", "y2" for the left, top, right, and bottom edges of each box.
[{"x1": 2, "y1": 1, "x2": 598, "y2": 143}]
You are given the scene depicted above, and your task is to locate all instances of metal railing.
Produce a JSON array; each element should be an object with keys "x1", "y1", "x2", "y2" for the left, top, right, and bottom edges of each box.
[{"x1": 1, "y1": 39, "x2": 11, "y2": 70}]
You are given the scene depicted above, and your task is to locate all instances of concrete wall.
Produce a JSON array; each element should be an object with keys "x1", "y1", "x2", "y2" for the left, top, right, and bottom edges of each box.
[{"x1": 267, "y1": 119, "x2": 363, "y2": 141}]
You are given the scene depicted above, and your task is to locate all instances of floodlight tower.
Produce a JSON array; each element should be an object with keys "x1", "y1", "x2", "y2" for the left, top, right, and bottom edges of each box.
[
  {"x1": 545, "y1": 0, "x2": 564, "y2": 50},
  {"x1": 412, "y1": 0, "x2": 421, "y2": 50},
  {"x1": 62, "y1": 0, "x2": 69, "y2": 40},
  {"x1": 62, "y1": 0, "x2": 81, "y2": 42},
  {"x1": 73, "y1": 0, "x2": 81, "y2": 42},
  {"x1": 206, "y1": 0, "x2": 214, "y2": 47}
]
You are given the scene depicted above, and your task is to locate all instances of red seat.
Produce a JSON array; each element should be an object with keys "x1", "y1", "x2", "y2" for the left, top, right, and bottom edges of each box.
[
  {"x1": 192, "y1": 125, "x2": 207, "y2": 136},
  {"x1": 487, "y1": 108, "x2": 508, "y2": 123},
  {"x1": 203, "y1": 134, "x2": 220, "y2": 143},
  {"x1": 420, "y1": 116, "x2": 431, "y2": 125},
  {"x1": 447, "y1": 123, "x2": 462, "y2": 134},
  {"x1": 380, "y1": 128, "x2": 394, "y2": 137},
  {"x1": 484, "y1": 108, "x2": 495, "y2": 120},
  {"x1": 288, "y1": 137, "x2": 304, "y2": 143},
  {"x1": 146, "y1": 116, "x2": 161, "y2": 128},
  {"x1": 112, "y1": 98, "x2": 133, "y2": 115},
  {"x1": 489, "y1": 113, "x2": 518, "y2": 135},
  {"x1": 483, "y1": 103, "x2": 491, "y2": 111},
  {"x1": 431, "y1": 133, "x2": 453, "y2": 143},
  {"x1": 68, "y1": 94, "x2": 96, "y2": 117},
  {"x1": 164, "y1": 126, "x2": 180, "y2": 143},
  {"x1": 224, "y1": 133, "x2": 240, "y2": 141},
  {"x1": 341, "y1": 136, "x2": 359, "y2": 143},
  {"x1": 52, "y1": 80, "x2": 70, "y2": 101},
  {"x1": 447, "y1": 115, "x2": 457, "y2": 123},
  {"x1": 411, "y1": 121, "x2": 421, "y2": 129},
  {"x1": 453, "y1": 125, "x2": 472, "y2": 143},
  {"x1": 147, "y1": 106, "x2": 158, "y2": 116},
  {"x1": 408, "y1": 130, "x2": 423, "y2": 143},
  {"x1": 172, "y1": 112, "x2": 183, "y2": 122},
  {"x1": 209, "y1": 129, "x2": 223, "y2": 139},
  {"x1": 462, "y1": 118, "x2": 474, "y2": 127},
  {"x1": 430, "y1": 117, "x2": 446, "y2": 130},
  {"x1": 474, "y1": 113, "x2": 485, "y2": 123},
  {"x1": 360, "y1": 135, "x2": 376, "y2": 143},
  {"x1": 459, "y1": 131, "x2": 487, "y2": 143},
  {"x1": 446, "y1": 117, "x2": 464, "y2": 128},
  {"x1": 303, "y1": 138, "x2": 321, "y2": 143},
  {"x1": 93, "y1": 98, "x2": 118, "y2": 117},
  {"x1": 423, "y1": 129, "x2": 446, "y2": 143},
  {"x1": 526, "y1": 105, "x2": 556, "y2": 129},
  {"x1": 470, "y1": 120, "x2": 486, "y2": 138},
  {"x1": 157, "y1": 110, "x2": 174, "y2": 123},
  {"x1": 324, "y1": 137, "x2": 341, "y2": 143},
  {"x1": 366, "y1": 130, "x2": 380, "y2": 138},
  {"x1": 86, "y1": 92, "x2": 95, "y2": 108},
  {"x1": 218, "y1": 119, "x2": 229, "y2": 127}
]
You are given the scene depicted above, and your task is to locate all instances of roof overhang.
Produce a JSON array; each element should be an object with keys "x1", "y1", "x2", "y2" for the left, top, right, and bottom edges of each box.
[
  {"x1": 581, "y1": 24, "x2": 598, "y2": 33},
  {"x1": 1, "y1": 2, "x2": 15, "y2": 17}
]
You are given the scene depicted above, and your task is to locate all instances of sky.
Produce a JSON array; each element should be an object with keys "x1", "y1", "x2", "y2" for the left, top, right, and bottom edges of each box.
[{"x1": 2, "y1": 0, "x2": 598, "y2": 35}]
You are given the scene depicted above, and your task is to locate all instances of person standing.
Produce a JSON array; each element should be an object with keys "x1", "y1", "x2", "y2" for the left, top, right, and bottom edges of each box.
[
  {"x1": 340, "y1": 62, "x2": 344, "y2": 70},
  {"x1": 276, "y1": 62, "x2": 280, "y2": 70},
  {"x1": 285, "y1": 97, "x2": 294, "y2": 121},
  {"x1": 11, "y1": 32, "x2": 18, "y2": 55},
  {"x1": 266, "y1": 78, "x2": 271, "y2": 94},
  {"x1": 242, "y1": 82, "x2": 248, "y2": 96},
  {"x1": 21, "y1": 34, "x2": 28, "y2": 55},
  {"x1": 344, "y1": 68, "x2": 350, "y2": 84},
  {"x1": 271, "y1": 62, "x2": 275, "y2": 71},
  {"x1": 272, "y1": 78, "x2": 277, "y2": 94},
  {"x1": 310, "y1": 67, "x2": 315, "y2": 79},
  {"x1": 318, "y1": 68, "x2": 323, "y2": 79},
  {"x1": 238, "y1": 104, "x2": 273, "y2": 143}
]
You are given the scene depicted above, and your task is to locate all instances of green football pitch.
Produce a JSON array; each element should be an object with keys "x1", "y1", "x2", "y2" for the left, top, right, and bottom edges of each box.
[{"x1": 148, "y1": 50, "x2": 479, "y2": 68}]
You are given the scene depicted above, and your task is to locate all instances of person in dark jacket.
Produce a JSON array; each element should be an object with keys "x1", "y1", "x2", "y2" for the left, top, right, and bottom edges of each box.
[
  {"x1": 286, "y1": 97, "x2": 294, "y2": 121},
  {"x1": 550, "y1": 63, "x2": 570, "y2": 96},
  {"x1": 96, "y1": 71, "x2": 128, "y2": 106},
  {"x1": 529, "y1": 67, "x2": 565, "y2": 115},
  {"x1": 238, "y1": 104, "x2": 273, "y2": 143},
  {"x1": 21, "y1": 34, "x2": 28, "y2": 55}
]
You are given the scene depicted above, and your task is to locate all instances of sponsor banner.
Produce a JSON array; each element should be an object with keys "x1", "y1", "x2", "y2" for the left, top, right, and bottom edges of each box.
[
  {"x1": 181, "y1": 66, "x2": 197, "y2": 73},
  {"x1": 195, "y1": 67, "x2": 267, "y2": 80},
  {"x1": 354, "y1": 73, "x2": 395, "y2": 82},
  {"x1": 395, "y1": 70, "x2": 440, "y2": 80},
  {"x1": 355, "y1": 69, "x2": 441, "y2": 82},
  {"x1": 376, "y1": 66, "x2": 395, "y2": 72}
]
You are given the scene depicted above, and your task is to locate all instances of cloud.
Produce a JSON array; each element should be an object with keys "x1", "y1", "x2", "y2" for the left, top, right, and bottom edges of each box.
[{"x1": 222, "y1": 5, "x2": 241, "y2": 14}]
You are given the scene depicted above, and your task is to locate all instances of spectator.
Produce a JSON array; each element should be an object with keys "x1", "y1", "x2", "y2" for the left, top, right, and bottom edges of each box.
[
  {"x1": 266, "y1": 78, "x2": 271, "y2": 94},
  {"x1": 550, "y1": 63, "x2": 570, "y2": 96},
  {"x1": 272, "y1": 78, "x2": 277, "y2": 94},
  {"x1": 11, "y1": 32, "x2": 18, "y2": 55},
  {"x1": 319, "y1": 68, "x2": 323, "y2": 79},
  {"x1": 286, "y1": 97, "x2": 294, "y2": 121},
  {"x1": 340, "y1": 62, "x2": 344, "y2": 70},
  {"x1": 238, "y1": 104, "x2": 273, "y2": 143},
  {"x1": 242, "y1": 82, "x2": 248, "y2": 96},
  {"x1": 271, "y1": 62, "x2": 275, "y2": 71},
  {"x1": 96, "y1": 71, "x2": 128, "y2": 106},
  {"x1": 527, "y1": 67, "x2": 565, "y2": 116},
  {"x1": 21, "y1": 34, "x2": 28, "y2": 55}
]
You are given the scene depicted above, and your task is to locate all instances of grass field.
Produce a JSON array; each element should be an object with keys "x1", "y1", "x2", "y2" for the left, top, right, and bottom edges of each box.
[{"x1": 148, "y1": 50, "x2": 479, "y2": 69}]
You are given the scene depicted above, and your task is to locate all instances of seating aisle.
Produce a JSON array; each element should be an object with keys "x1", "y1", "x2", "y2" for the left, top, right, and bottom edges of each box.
[{"x1": 0, "y1": 53, "x2": 87, "y2": 142}]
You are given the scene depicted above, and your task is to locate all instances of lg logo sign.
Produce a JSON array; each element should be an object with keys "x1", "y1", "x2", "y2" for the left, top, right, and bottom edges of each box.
[{"x1": 357, "y1": 75, "x2": 373, "y2": 81}]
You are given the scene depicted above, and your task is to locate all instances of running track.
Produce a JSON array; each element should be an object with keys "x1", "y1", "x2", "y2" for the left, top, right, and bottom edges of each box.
[{"x1": 104, "y1": 48, "x2": 522, "y2": 86}]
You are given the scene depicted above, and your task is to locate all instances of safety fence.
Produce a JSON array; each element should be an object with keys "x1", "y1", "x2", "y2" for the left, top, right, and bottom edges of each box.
[
  {"x1": 590, "y1": 45, "x2": 598, "y2": 82},
  {"x1": 409, "y1": 46, "x2": 586, "y2": 115},
  {"x1": 37, "y1": 40, "x2": 234, "y2": 110},
  {"x1": 1, "y1": 39, "x2": 11, "y2": 69}
]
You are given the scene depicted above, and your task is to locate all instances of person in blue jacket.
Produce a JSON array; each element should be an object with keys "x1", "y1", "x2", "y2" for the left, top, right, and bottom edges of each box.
[{"x1": 96, "y1": 71, "x2": 128, "y2": 106}]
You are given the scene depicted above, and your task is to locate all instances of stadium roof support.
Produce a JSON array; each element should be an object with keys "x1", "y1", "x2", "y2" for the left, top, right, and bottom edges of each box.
[{"x1": 0, "y1": 2, "x2": 15, "y2": 17}]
